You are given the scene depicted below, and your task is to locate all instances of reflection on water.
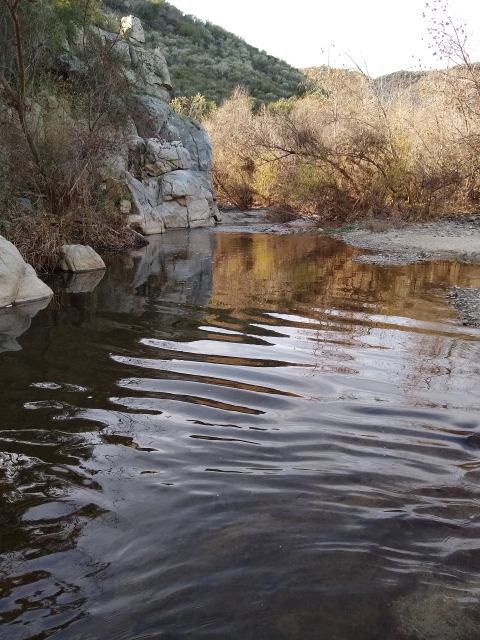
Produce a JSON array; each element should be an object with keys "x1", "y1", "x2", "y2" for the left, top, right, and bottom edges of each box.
[{"x1": 2, "y1": 230, "x2": 480, "y2": 639}]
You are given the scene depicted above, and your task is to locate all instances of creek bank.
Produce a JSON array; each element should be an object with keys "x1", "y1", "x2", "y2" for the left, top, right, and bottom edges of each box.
[
  {"x1": 338, "y1": 218, "x2": 480, "y2": 265},
  {"x1": 446, "y1": 287, "x2": 480, "y2": 327}
]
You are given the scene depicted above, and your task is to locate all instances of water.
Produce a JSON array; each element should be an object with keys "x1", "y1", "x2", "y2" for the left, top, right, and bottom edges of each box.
[{"x1": 2, "y1": 230, "x2": 480, "y2": 639}]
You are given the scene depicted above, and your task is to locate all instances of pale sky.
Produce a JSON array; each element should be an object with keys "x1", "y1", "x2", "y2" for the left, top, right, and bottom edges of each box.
[{"x1": 169, "y1": 0, "x2": 480, "y2": 77}]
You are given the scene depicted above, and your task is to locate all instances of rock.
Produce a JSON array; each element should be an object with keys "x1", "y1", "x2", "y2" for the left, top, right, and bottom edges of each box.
[
  {"x1": 144, "y1": 139, "x2": 191, "y2": 176},
  {"x1": 16, "y1": 264, "x2": 55, "y2": 306},
  {"x1": 160, "y1": 200, "x2": 189, "y2": 229},
  {"x1": 126, "y1": 175, "x2": 165, "y2": 235},
  {"x1": 52, "y1": 52, "x2": 85, "y2": 77},
  {"x1": 161, "y1": 169, "x2": 203, "y2": 200},
  {"x1": 0, "y1": 236, "x2": 53, "y2": 308},
  {"x1": 0, "y1": 237, "x2": 29, "y2": 307},
  {"x1": 58, "y1": 245, "x2": 106, "y2": 273},
  {"x1": 187, "y1": 196, "x2": 212, "y2": 225},
  {"x1": 132, "y1": 95, "x2": 172, "y2": 139},
  {"x1": 119, "y1": 200, "x2": 132, "y2": 214},
  {"x1": 129, "y1": 45, "x2": 172, "y2": 96},
  {"x1": 120, "y1": 15, "x2": 145, "y2": 43},
  {"x1": 16, "y1": 197, "x2": 32, "y2": 212}
]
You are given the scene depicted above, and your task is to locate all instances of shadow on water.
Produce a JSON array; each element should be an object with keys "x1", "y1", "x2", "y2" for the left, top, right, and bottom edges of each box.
[{"x1": 2, "y1": 229, "x2": 480, "y2": 639}]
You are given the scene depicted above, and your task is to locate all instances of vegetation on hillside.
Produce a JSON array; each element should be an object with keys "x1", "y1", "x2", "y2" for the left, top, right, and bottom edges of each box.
[
  {"x1": 104, "y1": 0, "x2": 304, "y2": 105},
  {"x1": 0, "y1": 0, "x2": 136, "y2": 269}
]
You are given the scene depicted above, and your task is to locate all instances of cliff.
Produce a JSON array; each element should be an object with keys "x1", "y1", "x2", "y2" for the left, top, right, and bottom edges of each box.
[{"x1": 84, "y1": 15, "x2": 219, "y2": 234}]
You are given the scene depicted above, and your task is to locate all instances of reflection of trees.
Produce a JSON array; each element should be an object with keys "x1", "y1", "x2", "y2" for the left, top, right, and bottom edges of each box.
[
  {"x1": 211, "y1": 234, "x2": 479, "y2": 321},
  {"x1": 210, "y1": 233, "x2": 480, "y2": 400}
]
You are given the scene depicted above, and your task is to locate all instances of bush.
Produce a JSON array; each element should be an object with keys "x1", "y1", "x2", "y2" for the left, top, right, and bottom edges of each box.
[{"x1": 205, "y1": 68, "x2": 480, "y2": 220}]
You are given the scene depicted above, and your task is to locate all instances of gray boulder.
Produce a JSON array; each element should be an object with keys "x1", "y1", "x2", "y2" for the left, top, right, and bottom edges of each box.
[
  {"x1": 59, "y1": 245, "x2": 106, "y2": 273},
  {"x1": 0, "y1": 236, "x2": 53, "y2": 309}
]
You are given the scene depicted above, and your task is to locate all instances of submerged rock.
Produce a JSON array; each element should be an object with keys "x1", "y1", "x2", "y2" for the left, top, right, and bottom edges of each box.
[
  {"x1": 58, "y1": 245, "x2": 106, "y2": 273},
  {"x1": 0, "y1": 236, "x2": 53, "y2": 309}
]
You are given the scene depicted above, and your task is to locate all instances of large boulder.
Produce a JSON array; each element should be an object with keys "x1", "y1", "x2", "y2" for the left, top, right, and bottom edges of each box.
[
  {"x1": 0, "y1": 236, "x2": 53, "y2": 309},
  {"x1": 58, "y1": 245, "x2": 106, "y2": 273}
]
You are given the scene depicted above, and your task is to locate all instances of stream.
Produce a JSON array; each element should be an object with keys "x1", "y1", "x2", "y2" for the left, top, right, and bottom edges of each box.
[{"x1": 2, "y1": 230, "x2": 480, "y2": 639}]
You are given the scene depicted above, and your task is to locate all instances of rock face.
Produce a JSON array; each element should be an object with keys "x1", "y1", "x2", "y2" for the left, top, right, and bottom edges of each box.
[
  {"x1": 88, "y1": 16, "x2": 218, "y2": 235},
  {"x1": 120, "y1": 15, "x2": 145, "y2": 43},
  {"x1": 0, "y1": 236, "x2": 53, "y2": 309},
  {"x1": 59, "y1": 245, "x2": 106, "y2": 273}
]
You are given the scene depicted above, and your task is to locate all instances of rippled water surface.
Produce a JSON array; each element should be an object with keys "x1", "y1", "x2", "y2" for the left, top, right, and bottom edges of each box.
[{"x1": 2, "y1": 230, "x2": 480, "y2": 639}]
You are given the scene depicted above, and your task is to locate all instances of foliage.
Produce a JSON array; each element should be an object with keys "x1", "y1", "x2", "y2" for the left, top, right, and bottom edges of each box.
[
  {"x1": 171, "y1": 93, "x2": 216, "y2": 120},
  {"x1": 0, "y1": 0, "x2": 136, "y2": 267},
  {"x1": 104, "y1": 0, "x2": 304, "y2": 105},
  {"x1": 205, "y1": 68, "x2": 480, "y2": 220}
]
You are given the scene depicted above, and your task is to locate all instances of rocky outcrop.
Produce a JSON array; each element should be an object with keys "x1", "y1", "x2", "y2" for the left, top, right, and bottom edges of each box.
[
  {"x1": 58, "y1": 245, "x2": 106, "y2": 273},
  {"x1": 93, "y1": 16, "x2": 217, "y2": 235},
  {"x1": 0, "y1": 236, "x2": 53, "y2": 309},
  {"x1": 120, "y1": 15, "x2": 145, "y2": 44},
  {"x1": 47, "y1": 16, "x2": 218, "y2": 237}
]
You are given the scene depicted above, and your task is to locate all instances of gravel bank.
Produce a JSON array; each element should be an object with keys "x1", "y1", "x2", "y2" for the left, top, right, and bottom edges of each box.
[
  {"x1": 446, "y1": 287, "x2": 480, "y2": 327},
  {"x1": 339, "y1": 218, "x2": 480, "y2": 265}
]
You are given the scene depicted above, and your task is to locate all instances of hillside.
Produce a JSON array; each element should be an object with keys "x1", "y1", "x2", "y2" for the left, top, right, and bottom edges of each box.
[{"x1": 104, "y1": 0, "x2": 305, "y2": 104}]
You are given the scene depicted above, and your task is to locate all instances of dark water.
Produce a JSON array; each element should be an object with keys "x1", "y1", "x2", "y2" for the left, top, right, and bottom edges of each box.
[{"x1": 2, "y1": 230, "x2": 480, "y2": 640}]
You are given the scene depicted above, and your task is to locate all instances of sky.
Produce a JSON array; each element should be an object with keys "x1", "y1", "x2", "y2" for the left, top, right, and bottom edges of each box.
[{"x1": 169, "y1": 0, "x2": 480, "y2": 77}]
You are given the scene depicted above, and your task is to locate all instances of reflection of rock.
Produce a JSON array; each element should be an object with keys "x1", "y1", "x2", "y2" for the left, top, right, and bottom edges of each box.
[
  {"x1": 0, "y1": 297, "x2": 51, "y2": 353},
  {"x1": 0, "y1": 235, "x2": 53, "y2": 308},
  {"x1": 62, "y1": 270, "x2": 105, "y2": 293},
  {"x1": 129, "y1": 231, "x2": 215, "y2": 306},
  {"x1": 59, "y1": 245, "x2": 106, "y2": 273}
]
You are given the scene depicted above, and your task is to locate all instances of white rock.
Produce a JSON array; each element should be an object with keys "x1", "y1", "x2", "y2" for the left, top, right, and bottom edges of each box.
[
  {"x1": 160, "y1": 201, "x2": 189, "y2": 229},
  {"x1": 59, "y1": 245, "x2": 106, "y2": 272},
  {"x1": 120, "y1": 15, "x2": 145, "y2": 43},
  {"x1": 0, "y1": 236, "x2": 26, "y2": 307},
  {"x1": 16, "y1": 265, "x2": 55, "y2": 306},
  {"x1": 126, "y1": 175, "x2": 165, "y2": 235},
  {"x1": 0, "y1": 236, "x2": 53, "y2": 308},
  {"x1": 187, "y1": 196, "x2": 211, "y2": 223},
  {"x1": 161, "y1": 169, "x2": 202, "y2": 200}
]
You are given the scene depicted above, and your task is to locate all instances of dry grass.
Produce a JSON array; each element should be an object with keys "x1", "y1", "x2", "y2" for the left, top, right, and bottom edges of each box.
[{"x1": 6, "y1": 204, "x2": 137, "y2": 272}]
